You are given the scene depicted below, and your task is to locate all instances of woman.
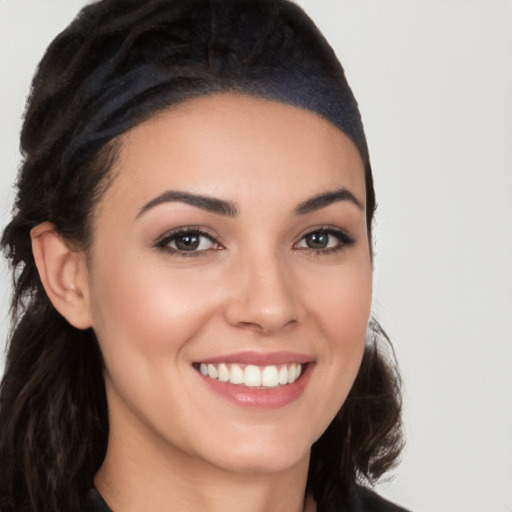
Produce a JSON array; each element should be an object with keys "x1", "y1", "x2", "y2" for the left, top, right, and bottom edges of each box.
[{"x1": 0, "y1": 1, "x2": 406, "y2": 511}]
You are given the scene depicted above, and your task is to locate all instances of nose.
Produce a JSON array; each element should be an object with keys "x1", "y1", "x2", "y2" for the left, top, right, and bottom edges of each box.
[{"x1": 224, "y1": 251, "x2": 303, "y2": 335}]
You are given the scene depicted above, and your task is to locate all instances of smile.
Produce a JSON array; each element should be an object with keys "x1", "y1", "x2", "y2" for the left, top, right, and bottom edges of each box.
[
  {"x1": 193, "y1": 351, "x2": 314, "y2": 408},
  {"x1": 197, "y1": 362, "x2": 303, "y2": 389}
]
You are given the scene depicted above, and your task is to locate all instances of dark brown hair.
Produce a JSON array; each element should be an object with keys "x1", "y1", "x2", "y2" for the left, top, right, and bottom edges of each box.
[{"x1": 0, "y1": 1, "x2": 403, "y2": 510}]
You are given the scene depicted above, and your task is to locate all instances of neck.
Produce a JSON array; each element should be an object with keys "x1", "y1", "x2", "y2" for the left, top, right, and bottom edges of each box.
[{"x1": 96, "y1": 449, "x2": 312, "y2": 512}]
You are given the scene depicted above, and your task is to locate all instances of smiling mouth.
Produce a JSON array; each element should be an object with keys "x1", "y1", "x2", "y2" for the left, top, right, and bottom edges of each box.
[{"x1": 194, "y1": 362, "x2": 305, "y2": 389}]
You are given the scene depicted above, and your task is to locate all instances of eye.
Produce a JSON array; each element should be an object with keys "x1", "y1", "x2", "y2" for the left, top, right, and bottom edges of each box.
[
  {"x1": 155, "y1": 228, "x2": 221, "y2": 255},
  {"x1": 294, "y1": 228, "x2": 355, "y2": 253}
]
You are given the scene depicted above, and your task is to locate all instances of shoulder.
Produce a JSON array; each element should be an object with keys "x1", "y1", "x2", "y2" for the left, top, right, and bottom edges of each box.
[
  {"x1": 350, "y1": 485, "x2": 410, "y2": 512},
  {"x1": 85, "y1": 489, "x2": 112, "y2": 512},
  {"x1": 319, "y1": 478, "x2": 410, "y2": 512}
]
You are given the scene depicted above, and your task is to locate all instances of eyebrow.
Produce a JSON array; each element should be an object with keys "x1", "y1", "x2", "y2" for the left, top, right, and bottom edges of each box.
[
  {"x1": 294, "y1": 187, "x2": 364, "y2": 215},
  {"x1": 137, "y1": 186, "x2": 363, "y2": 219},
  {"x1": 137, "y1": 190, "x2": 238, "y2": 218}
]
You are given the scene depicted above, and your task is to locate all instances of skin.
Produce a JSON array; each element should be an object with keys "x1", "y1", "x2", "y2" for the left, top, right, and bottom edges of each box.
[{"x1": 34, "y1": 93, "x2": 372, "y2": 512}]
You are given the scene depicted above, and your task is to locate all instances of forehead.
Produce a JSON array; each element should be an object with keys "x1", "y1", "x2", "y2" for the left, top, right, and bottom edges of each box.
[{"x1": 100, "y1": 93, "x2": 366, "y2": 216}]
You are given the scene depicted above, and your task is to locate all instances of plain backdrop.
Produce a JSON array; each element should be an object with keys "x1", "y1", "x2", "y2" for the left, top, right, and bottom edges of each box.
[{"x1": 1, "y1": 1, "x2": 511, "y2": 511}]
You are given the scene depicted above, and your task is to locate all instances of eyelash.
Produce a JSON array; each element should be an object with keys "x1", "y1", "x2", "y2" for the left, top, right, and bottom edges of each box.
[
  {"x1": 154, "y1": 227, "x2": 220, "y2": 257},
  {"x1": 294, "y1": 227, "x2": 356, "y2": 255},
  {"x1": 154, "y1": 226, "x2": 355, "y2": 257}
]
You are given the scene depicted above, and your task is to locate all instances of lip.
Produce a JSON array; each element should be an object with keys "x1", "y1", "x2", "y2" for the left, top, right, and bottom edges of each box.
[
  {"x1": 194, "y1": 353, "x2": 315, "y2": 409},
  {"x1": 197, "y1": 351, "x2": 314, "y2": 366}
]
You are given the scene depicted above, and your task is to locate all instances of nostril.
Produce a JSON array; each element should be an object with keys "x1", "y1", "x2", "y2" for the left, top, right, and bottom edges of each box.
[
  {"x1": 224, "y1": 303, "x2": 300, "y2": 335},
  {"x1": 222, "y1": 257, "x2": 304, "y2": 333}
]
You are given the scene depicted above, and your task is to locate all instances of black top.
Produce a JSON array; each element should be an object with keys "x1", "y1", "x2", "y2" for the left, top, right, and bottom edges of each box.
[
  {"x1": 86, "y1": 484, "x2": 409, "y2": 512},
  {"x1": 86, "y1": 489, "x2": 111, "y2": 512}
]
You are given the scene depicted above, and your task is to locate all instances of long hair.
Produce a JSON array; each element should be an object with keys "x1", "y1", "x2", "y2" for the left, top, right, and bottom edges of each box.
[{"x1": 0, "y1": 1, "x2": 403, "y2": 510}]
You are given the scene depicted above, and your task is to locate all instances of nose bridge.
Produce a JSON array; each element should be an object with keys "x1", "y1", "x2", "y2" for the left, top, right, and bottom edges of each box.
[{"x1": 225, "y1": 243, "x2": 300, "y2": 333}]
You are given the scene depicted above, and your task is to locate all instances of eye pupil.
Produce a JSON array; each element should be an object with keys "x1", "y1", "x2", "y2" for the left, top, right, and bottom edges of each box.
[
  {"x1": 175, "y1": 234, "x2": 200, "y2": 251},
  {"x1": 306, "y1": 232, "x2": 329, "y2": 249}
]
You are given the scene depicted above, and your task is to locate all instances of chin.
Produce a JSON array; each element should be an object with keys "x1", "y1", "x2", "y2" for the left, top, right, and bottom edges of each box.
[
  {"x1": 194, "y1": 424, "x2": 316, "y2": 475},
  {"x1": 211, "y1": 447, "x2": 310, "y2": 476}
]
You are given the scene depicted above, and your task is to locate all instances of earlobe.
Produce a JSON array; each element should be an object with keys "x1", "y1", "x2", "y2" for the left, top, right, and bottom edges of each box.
[{"x1": 31, "y1": 222, "x2": 92, "y2": 330}]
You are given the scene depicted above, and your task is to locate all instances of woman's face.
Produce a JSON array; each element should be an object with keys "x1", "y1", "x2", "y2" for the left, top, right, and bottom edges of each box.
[{"x1": 86, "y1": 93, "x2": 372, "y2": 476}]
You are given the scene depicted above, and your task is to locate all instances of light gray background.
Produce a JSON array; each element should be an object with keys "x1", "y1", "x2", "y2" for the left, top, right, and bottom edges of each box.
[{"x1": 1, "y1": 1, "x2": 511, "y2": 511}]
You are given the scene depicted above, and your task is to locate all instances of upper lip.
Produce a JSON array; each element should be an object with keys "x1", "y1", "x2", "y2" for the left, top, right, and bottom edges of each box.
[{"x1": 196, "y1": 351, "x2": 314, "y2": 366}]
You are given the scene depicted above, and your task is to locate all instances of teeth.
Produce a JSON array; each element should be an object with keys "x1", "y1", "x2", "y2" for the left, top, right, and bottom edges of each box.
[
  {"x1": 244, "y1": 365, "x2": 261, "y2": 387},
  {"x1": 278, "y1": 365, "x2": 289, "y2": 385},
  {"x1": 229, "y1": 364, "x2": 244, "y2": 384},
  {"x1": 218, "y1": 363, "x2": 230, "y2": 382},
  {"x1": 198, "y1": 362, "x2": 304, "y2": 389},
  {"x1": 288, "y1": 364, "x2": 297, "y2": 383},
  {"x1": 290, "y1": 363, "x2": 301, "y2": 383},
  {"x1": 207, "y1": 364, "x2": 218, "y2": 379},
  {"x1": 296, "y1": 363, "x2": 302, "y2": 381},
  {"x1": 262, "y1": 365, "x2": 279, "y2": 387}
]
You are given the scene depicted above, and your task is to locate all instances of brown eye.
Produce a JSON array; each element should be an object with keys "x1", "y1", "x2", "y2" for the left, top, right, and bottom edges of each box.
[
  {"x1": 156, "y1": 229, "x2": 220, "y2": 254},
  {"x1": 295, "y1": 228, "x2": 355, "y2": 253},
  {"x1": 174, "y1": 233, "x2": 201, "y2": 251},
  {"x1": 304, "y1": 232, "x2": 330, "y2": 249}
]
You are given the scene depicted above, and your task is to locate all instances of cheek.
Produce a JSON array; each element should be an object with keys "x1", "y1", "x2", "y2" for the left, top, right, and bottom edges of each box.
[
  {"x1": 324, "y1": 273, "x2": 372, "y2": 346},
  {"x1": 305, "y1": 257, "x2": 372, "y2": 345},
  {"x1": 86, "y1": 254, "x2": 225, "y2": 433},
  {"x1": 302, "y1": 258, "x2": 372, "y2": 417},
  {"x1": 87, "y1": 252, "x2": 221, "y2": 366},
  {"x1": 91, "y1": 267, "x2": 160, "y2": 351}
]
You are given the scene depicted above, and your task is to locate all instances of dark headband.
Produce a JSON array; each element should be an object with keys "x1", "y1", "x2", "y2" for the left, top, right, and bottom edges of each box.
[
  {"x1": 28, "y1": 0, "x2": 369, "y2": 176},
  {"x1": 20, "y1": 0, "x2": 374, "y2": 233}
]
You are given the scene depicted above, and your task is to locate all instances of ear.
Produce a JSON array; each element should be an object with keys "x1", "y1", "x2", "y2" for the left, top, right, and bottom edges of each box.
[{"x1": 31, "y1": 222, "x2": 92, "y2": 330}]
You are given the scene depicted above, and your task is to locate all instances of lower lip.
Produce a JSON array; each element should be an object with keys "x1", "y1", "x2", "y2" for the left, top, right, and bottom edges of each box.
[{"x1": 197, "y1": 364, "x2": 314, "y2": 409}]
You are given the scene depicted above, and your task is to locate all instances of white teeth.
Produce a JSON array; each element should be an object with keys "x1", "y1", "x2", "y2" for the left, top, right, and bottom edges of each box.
[
  {"x1": 244, "y1": 365, "x2": 262, "y2": 387},
  {"x1": 218, "y1": 363, "x2": 230, "y2": 382},
  {"x1": 278, "y1": 365, "x2": 289, "y2": 385},
  {"x1": 289, "y1": 363, "x2": 302, "y2": 383},
  {"x1": 207, "y1": 364, "x2": 218, "y2": 379},
  {"x1": 261, "y1": 365, "x2": 279, "y2": 387},
  {"x1": 229, "y1": 364, "x2": 244, "y2": 384},
  {"x1": 288, "y1": 364, "x2": 297, "y2": 383},
  {"x1": 198, "y1": 362, "x2": 304, "y2": 389}
]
